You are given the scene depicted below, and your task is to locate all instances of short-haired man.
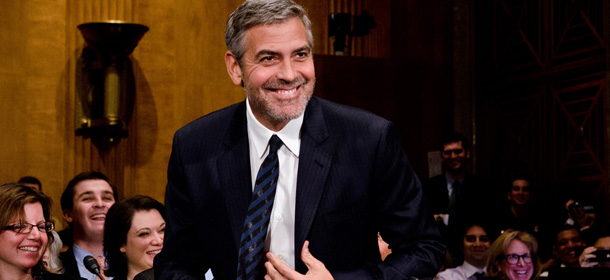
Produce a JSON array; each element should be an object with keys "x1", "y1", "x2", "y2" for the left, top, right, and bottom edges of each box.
[
  {"x1": 493, "y1": 176, "x2": 542, "y2": 236},
  {"x1": 422, "y1": 132, "x2": 492, "y2": 264},
  {"x1": 59, "y1": 171, "x2": 117, "y2": 280},
  {"x1": 554, "y1": 225, "x2": 585, "y2": 268},
  {"x1": 434, "y1": 224, "x2": 491, "y2": 280},
  {"x1": 154, "y1": 0, "x2": 445, "y2": 279}
]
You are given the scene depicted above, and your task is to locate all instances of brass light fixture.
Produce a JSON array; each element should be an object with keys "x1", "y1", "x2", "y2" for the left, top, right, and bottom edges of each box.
[{"x1": 76, "y1": 21, "x2": 148, "y2": 145}]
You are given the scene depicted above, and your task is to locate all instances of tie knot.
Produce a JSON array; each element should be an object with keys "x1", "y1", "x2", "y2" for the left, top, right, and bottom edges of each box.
[
  {"x1": 473, "y1": 271, "x2": 485, "y2": 280},
  {"x1": 453, "y1": 180, "x2": 461, "y2": 189},
  {"x1": 268, "y1": 135, "x2": 283, "y2": 155}
]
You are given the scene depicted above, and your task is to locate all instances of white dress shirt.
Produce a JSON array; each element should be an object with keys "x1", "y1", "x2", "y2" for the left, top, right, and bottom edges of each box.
[
  {"x1": 246, "y1": 99, "x2": 302, "y2": 269},
  {"x1": 434, "y1": 261, "x2": 485, "y2": 280}
]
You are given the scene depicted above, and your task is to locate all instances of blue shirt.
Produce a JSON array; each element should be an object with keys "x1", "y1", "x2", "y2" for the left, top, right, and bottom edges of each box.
[{"x1": 73, "y1": 244, "x2": 114, "y2": 280}]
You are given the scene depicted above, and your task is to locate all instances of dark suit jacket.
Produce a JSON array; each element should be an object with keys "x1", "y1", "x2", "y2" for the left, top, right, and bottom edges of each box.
[
  {"x1": 422, "y1": 173, "x2": 495, "y2": 263},
  {"x1": 33, "y1": 267, "x2": 82, "y2": 280},
  {"x1": 422, "y1": 172, "x2": 491, "y2": 222},
  {"x1": 154, "y1": 97, "x2": 445, "y2": 280},
  {"x1": 59, "y1": 247, "x2": 86, "y2": 280}
]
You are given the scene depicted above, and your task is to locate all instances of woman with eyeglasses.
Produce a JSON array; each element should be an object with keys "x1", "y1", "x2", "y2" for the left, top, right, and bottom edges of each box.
[
  {"x1": 104, "y1": 195, "x2": 165, "y2": 280},
  {"x1": 0, "y1": 183, "x2": 71, "y2": 280},
  {"x1": 485, "y1": 229, "x2": 542, "y2": 280}
]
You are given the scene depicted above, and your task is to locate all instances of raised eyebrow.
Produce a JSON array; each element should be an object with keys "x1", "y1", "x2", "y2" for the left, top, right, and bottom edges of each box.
[
  {"x1": 135, "y1": 227, "x2": 152, "y2": 233},
  {"x1": 294, "y1": 45, "x2": 312, "y2": 54},
  {"x1": 135, "y1": 222, "x2": 166, "y2": 233},
  {"x1": 76, "y1": 191, "x2": 94, "y2": 199},
  {"x1": 255, "y1": 49, "x2": 280, "y2": 59}
]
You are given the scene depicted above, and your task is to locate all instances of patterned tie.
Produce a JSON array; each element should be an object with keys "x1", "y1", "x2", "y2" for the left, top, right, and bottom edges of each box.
[
  {"x1": 94, "y1": 256, "x2": 107, "y2": 280},
  {"x1": 237, "y1": 135, "x2": 283, "y2": 280}
]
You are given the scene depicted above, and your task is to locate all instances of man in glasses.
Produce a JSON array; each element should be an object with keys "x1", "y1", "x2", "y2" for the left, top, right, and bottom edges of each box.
[{"x1": 435, "y1": 223, "x2": 492, "y2": 280}]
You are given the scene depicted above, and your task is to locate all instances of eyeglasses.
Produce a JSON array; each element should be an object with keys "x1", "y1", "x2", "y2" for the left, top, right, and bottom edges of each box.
[
  {"x1": 504, "y1": 253, "x2": 532, "y2": 264},
  {"x1": 3, "y1": 222, "x2": 54, "y2": 234}
]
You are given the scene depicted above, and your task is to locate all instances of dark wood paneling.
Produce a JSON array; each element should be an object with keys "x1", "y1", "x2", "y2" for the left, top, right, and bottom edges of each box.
[{"x1": 477, "y1": 0, "x2": 610, "y2": 222}]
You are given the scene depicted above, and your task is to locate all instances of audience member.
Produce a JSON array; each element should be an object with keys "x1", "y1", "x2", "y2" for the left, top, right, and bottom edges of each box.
[
  {"x1": 18, "y1": 176, "x2": 42, "y2": 191},
  {"x1": 104, "y1": 195, "x2": 165, "y2": 280},
  {"x1": 564, "y1": 199, "x2": 602, "y2": 246},
  {"x1": 485, "y1": 229, "x2": 541, "y2": 280},
  {"x1": 494, "y1": 175, "x2": 541, "y2": 234},
  {"x1": 434, "y1": 223, "x2": 491, "y2": 280},
  {"x1": 59, "y1": 171, "x2": 117, "y2": 280},
  {"x1": 423, "y1": 131, "x2": 493, "y2": 265},
  {"x1": 0, "y1": 182, "x2": 70, "y2": 279},
  {"x1": 43, "y1": 230, "x2": 65, "y2": 274},
  {"x1": 154, "y1": 0, "x2": 445, "y2": 279},
  {"x1": 579, "y1": 230, "x2": 610, "y2": 268},
  {"x1": 552, "y1": 224, "x2": 584, "y2": 268}
]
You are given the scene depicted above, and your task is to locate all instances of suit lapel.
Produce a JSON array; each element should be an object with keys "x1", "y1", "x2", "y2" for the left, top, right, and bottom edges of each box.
[
  {"x1": 295, "y1": 97, "x2": 332, "y2": 267},
  {"x1": 216, "y1": 101, "x2": 253, "y2": 249}
]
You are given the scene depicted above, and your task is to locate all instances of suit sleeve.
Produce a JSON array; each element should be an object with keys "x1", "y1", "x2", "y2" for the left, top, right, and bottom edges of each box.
[
  {"x1": 334, "y1": 122, "x2": 445, "y2": 279},
  {"x1": 154, "y1": 132, "x2": 208, "y2": 280}
]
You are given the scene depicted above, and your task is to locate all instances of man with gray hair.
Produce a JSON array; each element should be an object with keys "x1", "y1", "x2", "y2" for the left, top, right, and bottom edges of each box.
[{"x1": 154, "y1": 0, "x2": 444, "y2": 279}]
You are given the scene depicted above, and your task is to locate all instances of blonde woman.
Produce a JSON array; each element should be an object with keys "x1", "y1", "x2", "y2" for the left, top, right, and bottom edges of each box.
[{"x1": 486, "y1": 229, "x2": 541, "y2": 280}]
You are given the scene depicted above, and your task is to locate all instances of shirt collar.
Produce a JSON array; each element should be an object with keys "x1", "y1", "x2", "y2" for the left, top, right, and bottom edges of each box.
[
  {"x1": 445, "y1": 173, "x2": 463, "y2": 185},
  {"x1": 246, "y1": 99, "x2": 302, "y2": 159},
  {"x1": 73, "y1": 244, "x2": 102, "y2": 263},
  {"x1": 462, "y1": 261, "x2": 486, "y2": 276}
]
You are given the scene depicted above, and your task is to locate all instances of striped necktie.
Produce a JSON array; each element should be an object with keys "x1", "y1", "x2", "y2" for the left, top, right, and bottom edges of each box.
[{"x1": 237, "y1": 135, "x2": 283, "y2": 280}]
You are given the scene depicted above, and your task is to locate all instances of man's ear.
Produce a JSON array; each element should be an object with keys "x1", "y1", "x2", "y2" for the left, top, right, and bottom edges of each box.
[
  {"x1": 63, "y1": 209, "x2": 73, "y2": 223},
  {"x1": 225, "y1": 51, "x2": 243, "y2": 86},
  {"x1": 120, "y1": 244, "x2": 126, "y2": 253}
]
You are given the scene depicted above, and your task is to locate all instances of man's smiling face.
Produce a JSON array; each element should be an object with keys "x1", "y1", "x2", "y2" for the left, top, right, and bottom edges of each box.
[
  {"x1": 66, "y1": 179, "x2": 115, "y2": 240},
  {"x1": 227, "y1": 17, "x2": 315, "y2": 131}
]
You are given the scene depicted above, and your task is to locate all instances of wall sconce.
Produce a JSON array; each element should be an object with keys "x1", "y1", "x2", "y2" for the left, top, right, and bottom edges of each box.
[
  {"x1": 328, "y1": 11, "x2": 376, "y2": 56},
  {"x1": 76, "y1": 21, "x2": 148, "y2": 145}
]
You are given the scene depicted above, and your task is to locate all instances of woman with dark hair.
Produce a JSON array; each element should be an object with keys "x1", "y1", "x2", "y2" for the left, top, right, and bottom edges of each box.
[
  {"x1": 0, "y1": 183, "x2": 70, "y2": 279},
  {"x1": 485, "y1": 229, "x2": 542, "y2": 280},
  {"x1": 104, "y1": 195, "x2": 165, "y2": 280}
]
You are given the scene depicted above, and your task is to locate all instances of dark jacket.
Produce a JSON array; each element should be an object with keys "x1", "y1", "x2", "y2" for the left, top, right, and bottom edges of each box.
[{"x1": 155, "y1": 97, "x2": 445, "y2": 279}]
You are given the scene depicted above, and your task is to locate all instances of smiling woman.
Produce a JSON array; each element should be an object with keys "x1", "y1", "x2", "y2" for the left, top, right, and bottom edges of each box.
[
  {"x1": 0, "y1": 183, "x2": 71, "y2": 280},
  {"x1": 486, "y1": 229, "x2": 542, "y2": 280},
  {"x1": 103, "y1": 195, "x2": 165, "y2": 280}
]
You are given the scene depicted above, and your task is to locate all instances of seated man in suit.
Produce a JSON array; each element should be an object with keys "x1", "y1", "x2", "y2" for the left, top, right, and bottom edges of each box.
[
  {"x1": 434, "y1": 223, "x2": 491, "y2": 280},
  {"x1": 59, "y1": 171, "x2": 117, "y2": 280},
  {"x1": 154, "y1": 0, "x2": 445, "y2": 279}
]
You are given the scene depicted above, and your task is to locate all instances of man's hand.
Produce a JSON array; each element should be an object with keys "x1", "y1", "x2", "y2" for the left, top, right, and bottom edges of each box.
[
  {"x1": 579, "y1": 246, "x2": 598, "y2": 268},
  {"x1": 264, "y1": 241, "x2": 334, "y2": 280}
]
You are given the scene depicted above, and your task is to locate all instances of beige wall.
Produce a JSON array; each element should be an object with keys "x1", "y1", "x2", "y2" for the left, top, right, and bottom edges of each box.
[{"x1": 0, "y1": 0, "x2": 390, "y2": 230}]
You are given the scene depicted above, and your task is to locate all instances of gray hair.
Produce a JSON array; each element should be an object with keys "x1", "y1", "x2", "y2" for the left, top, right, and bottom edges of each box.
[
  {"x1": 44, "y1": 230, "x2": 65, "y2": 274},
  {"x1": 225, "y1": 0, "x2": 314, "y2": 65}
]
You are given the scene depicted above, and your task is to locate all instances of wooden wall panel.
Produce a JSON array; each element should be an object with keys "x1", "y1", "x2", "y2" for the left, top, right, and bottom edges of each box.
[
  {"x1": 0, "y1": 0, "x2": 69, "y2": 228},
  {"x1": 0, "y1": 0, "x2": 413, "y2": 231},
  {"x1": 326, "y1": 0, "x2": 391, "y2": 57},
  {"x1": 476, "y1": 0, "x2": 610, "y2": 222}
]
